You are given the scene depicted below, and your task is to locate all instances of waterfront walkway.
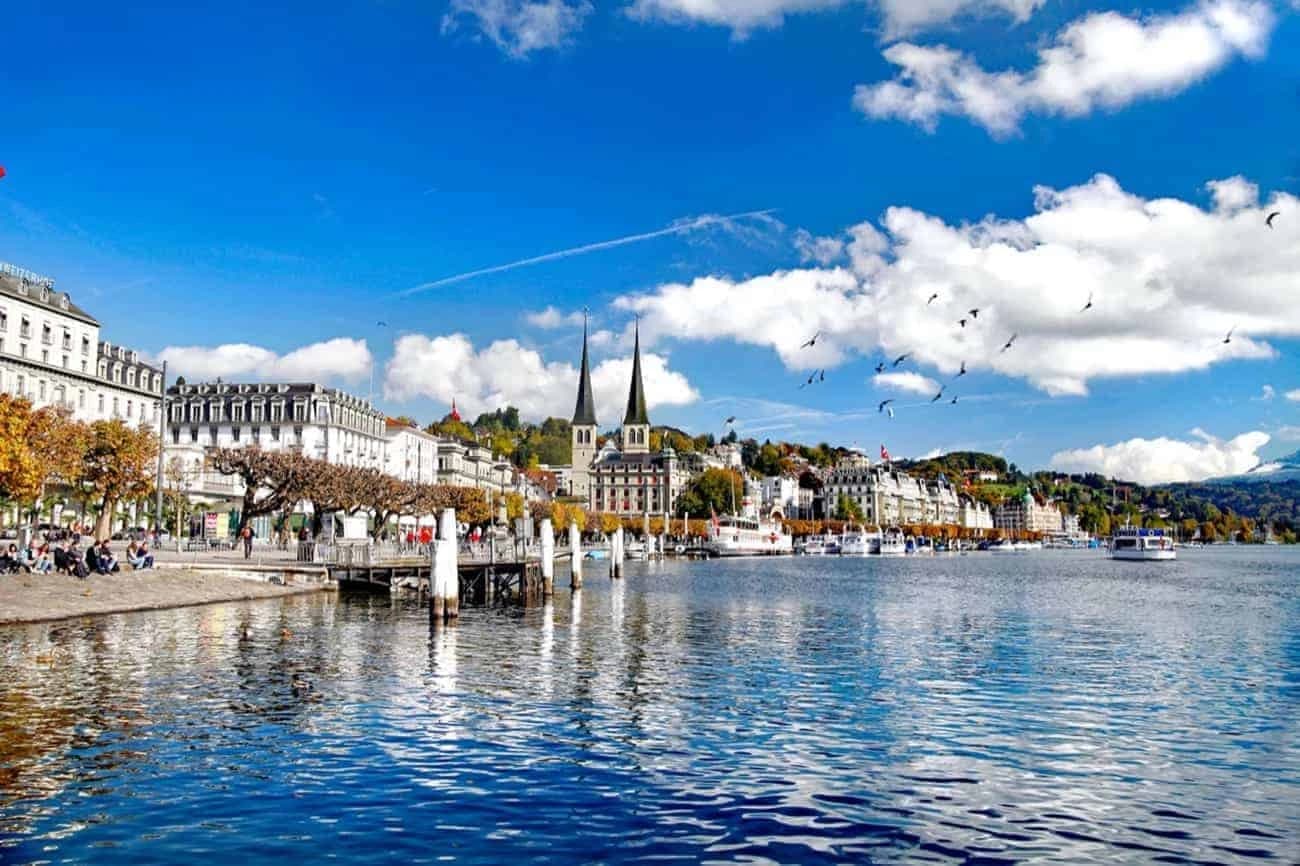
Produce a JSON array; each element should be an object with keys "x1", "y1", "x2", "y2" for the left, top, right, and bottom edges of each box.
[{"x1": 0, "y1": 569, "x2": 322, "y2": 626}]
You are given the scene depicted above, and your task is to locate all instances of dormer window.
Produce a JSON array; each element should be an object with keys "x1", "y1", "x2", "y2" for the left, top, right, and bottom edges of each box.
[{"x1": 59, "y1": 294, "x2": 69, "y2": 310}]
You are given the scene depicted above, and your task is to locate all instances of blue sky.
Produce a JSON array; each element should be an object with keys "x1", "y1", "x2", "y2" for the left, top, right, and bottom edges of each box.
[{"x1": 2, "y1": 0, "x2": 1299, "y2": 482}]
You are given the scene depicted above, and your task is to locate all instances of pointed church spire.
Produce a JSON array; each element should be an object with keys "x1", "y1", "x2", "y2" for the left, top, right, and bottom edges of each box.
[
  {"x1": 572, "y1": 309, "x2": 597, "y2": 426},
  {"x1": 623, "y1": 318, "x2": 649, "y2": 426}
]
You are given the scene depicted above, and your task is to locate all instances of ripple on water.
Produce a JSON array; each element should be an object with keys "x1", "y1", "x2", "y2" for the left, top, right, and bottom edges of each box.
[{"x1": 1, "y1": 548, "x2": 1298, "y2": 864}]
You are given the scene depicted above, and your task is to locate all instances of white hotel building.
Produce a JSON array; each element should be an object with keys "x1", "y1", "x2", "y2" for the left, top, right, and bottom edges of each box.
[
  {"x1": 0, "y1": 261, "x2": 163, "y2": 423},
  {"x1": 165, "y1": 381, "x2": 518, "y2": 507},
  {"x1": 823, "y1": 453, "x2": 993, "y2": 530}
]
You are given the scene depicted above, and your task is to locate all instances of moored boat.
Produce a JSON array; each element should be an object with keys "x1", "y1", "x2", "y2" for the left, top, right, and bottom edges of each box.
[
  {"x1": 879, "y1": 528, "x2": 906, "y2": 557},
  {"x1": 705, "y1": 511, "x2": 794, "y2": 557}
]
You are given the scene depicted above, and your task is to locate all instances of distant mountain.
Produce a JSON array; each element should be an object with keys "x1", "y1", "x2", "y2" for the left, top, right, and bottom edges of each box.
[{"x1": 1206, "y1": 450, "x2": 1300, "y2": 484}]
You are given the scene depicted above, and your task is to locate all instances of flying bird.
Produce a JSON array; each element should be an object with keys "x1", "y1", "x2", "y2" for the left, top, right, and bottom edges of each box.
[
  {"x1": 1080, "y1": 293, "x2": 1093, "y2": 313},
  {"x1": 800, "y1": 332, "x2": 820, "y2": 349},
  {"x1": 958, "y1": 318, "x2": 968, "y2": 328},
  {"x1": 1001, "y1": 334, "x2": 1018, "y2": 352},
  {"x1": 818, "y1": 369, "x2": 825, "y2": 383},
  {"x1": 927, "y1": 293, "x2": 939, "y2": 305},
  {"x1": 724, "y1": 416, "x2": 736, "y2": 425},
  {"x1": 878, "y1": 399, "x2": 894, "y2": 414},
  {"x1": 1267, "y1": 211, "x2": 1280, "y2": 229},
  {"x1": 376, "y1": 320, "x2": 389, "y2": 327},
  {"x1": 1223, "y1": 326, "x2": 1236, "y2": 345},
  {"x1": 892, "y1": 354, "x2": 909, "y2": 367},
  {"x1": 957, "y1": 360, "x2": 967, "y2": 377},
  {"x1": 950, "y1": 396, "x2": 959, "y2": 405},
  {"x1": 930, "y1": 389, "x2": 945, "y2": 403},
  {"x1": 968, "y1": 308, "x2": 980, "y2": 319},
  {"x1": 874, "y1": 362, "x2": 886, "y2": 374},
  {"x1": 887, "y1": 407, "x2": 895, "y2": 419}
]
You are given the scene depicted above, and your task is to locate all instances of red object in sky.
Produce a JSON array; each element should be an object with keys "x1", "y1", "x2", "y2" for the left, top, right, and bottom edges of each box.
[
  {"x1": 880, "y1": 444, "x2": 892, "y2": 462},
  {"x1": 0, "y1": 166, "x2": 7, "y2": 179},
  {"x1": 449, "y1": 398, "x2": 461, "y2": 422}
]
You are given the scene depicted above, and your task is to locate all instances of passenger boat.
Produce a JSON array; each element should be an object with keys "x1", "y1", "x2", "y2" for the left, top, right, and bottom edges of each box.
[
  {"x1": 801, "y1": 535, "x2": 841, "y2": 556},
  {"x1": 839, "y1": 525, "x2": 879, "y2": 556},
  {"x1": 908, "y1": 536, "x2": 935, "y2": 556},
  {"x1": 878, "y1": 528, "x2": 906, "y2": 557},
  {"x1": 1110, "y1": 527, "x2": 1176, "y2": 561},
  {"x1": 705, "y1": 512, "x2": 794, "y2": 557}
]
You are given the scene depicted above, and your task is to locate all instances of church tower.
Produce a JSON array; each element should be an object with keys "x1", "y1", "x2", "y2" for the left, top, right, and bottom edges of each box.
[
  {"x1": 621, "y1": 320, "x2": 651, "y2": 456},
  {"x1": 569, "y1": 314, "x2": 598, "y2": 499}
]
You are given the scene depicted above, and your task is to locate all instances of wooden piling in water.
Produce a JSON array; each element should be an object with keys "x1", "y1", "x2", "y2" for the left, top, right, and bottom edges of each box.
[
  {"x1": 569, "y1": 521, "x2": 583, "y2": 590},
  {"x1": 540, "y1": 518, "x2": 554, "y2": 598}
]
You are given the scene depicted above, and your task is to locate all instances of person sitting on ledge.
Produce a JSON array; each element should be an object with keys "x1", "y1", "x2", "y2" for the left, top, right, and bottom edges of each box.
[
  {"x1": 96, "y1": 541, "x2": 120, "y2": 574},
  {"x1": 32, "y1": 543, "x2": 54, "y2": 574},
  {"x1": 1, "y1": 544, "x2": 27, "y2": 574},
  {"x1": 127, "y1": 541, "x2": 154, "y2": 570}
]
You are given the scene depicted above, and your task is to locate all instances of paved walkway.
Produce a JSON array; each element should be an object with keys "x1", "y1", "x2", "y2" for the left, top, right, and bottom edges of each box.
[{"x1": 0, "y1": 569, "x2": 323, "y2": 626}]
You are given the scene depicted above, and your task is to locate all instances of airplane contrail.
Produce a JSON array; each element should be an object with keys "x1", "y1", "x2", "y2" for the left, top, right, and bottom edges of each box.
[{"x1": 395, "y1": 208, "x2": 777, "y2": 297}]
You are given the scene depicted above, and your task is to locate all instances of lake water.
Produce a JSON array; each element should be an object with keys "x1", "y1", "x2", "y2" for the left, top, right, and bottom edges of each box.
[{"x1": 2, "y1": 548, "x2": 1298, "y2": 864}]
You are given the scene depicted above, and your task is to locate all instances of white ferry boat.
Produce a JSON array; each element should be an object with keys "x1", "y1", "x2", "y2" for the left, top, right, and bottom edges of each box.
[
  {"x1": 705, "y1": 513, "x2": 794, "y2": 557},
  {"x1": 1110, "y1": 527, "x2": 1176, "y2": 561},
  {"x1": 839, "y1": 525, "x2": 879, "y2": 556},
  {"x1": 879, "y1": 528, "x2": 906, "y2": 557},
  {"x1": 801, "y1": 535, "x2": 841, "y2": 556}
]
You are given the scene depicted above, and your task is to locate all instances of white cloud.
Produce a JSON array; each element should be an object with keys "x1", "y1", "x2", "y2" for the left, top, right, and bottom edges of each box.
[
  {"x1": 1286, "y1": 389, "x2": 1300, "y2": 402},
  {"x1": 383, "y1": 333, "x2": 698, "y2": 420},
  {"x1": 442, "y1": 0, "x2": 591, "y2": 58},
  {"x1": 157, "y1": 338, "x2": 372, "y2": 384},
  {"x1": 615, "y1": 173, "x2": 1299, "y2": 396},
  {"x1": 873, "y1": 371, "x2": 941, "y2": 395},
  {"x1": 793, "y1": 229, "x2": 847, "y2": 265},
  {"x1": 625, "y1": 0, "x2": 1040, "y2": 36},
  {"x1": 525, "y1": 306, "x2": 585, "y2": 328},
  {"x1": 878, "y1": 0, "x2": 1042, "y2": 37},
  {"x1": 855, "y1": 0, "x2": 1275, "y2": 136},
  {"x1": 1049, "y1": 429, "x2": 1269, "y2": 484},
  {"x1": 1255, "y1": 384, "x2": 1275, "y2": 401},
  {"x1": 1275, "y1": 425, "x2": 1300, "y2": 442}
]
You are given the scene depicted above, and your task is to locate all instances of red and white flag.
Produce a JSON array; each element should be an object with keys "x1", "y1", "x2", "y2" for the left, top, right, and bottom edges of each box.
[{"x1": 880, "y1": 444, "x2": 891, "y2": 463}]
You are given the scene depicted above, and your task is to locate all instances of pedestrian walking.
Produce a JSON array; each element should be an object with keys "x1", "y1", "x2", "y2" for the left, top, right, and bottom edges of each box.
[{"x1": 240, "y1": 524, "x2": 254, "y2": 559}]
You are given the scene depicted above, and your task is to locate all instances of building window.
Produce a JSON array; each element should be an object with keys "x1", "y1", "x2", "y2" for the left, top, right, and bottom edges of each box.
[
  {"x1": 0, "y1": 309, "x2": 6, "y2": 331},
  {"x1": 98, "y1": 394, "x2": 104, "y2": 413},
  {"x1": 38, "y1": 381, "x2": 46, "y2": 400},
  {"x1": 270, "y1": 426, "x2": 280, "y2": 442},
  {"x1": 41, "y1": 323, "x2": 51, "y2": 344},
  {"x1": 78, "y1": 389, "x2": 85, "y2": 409},
  {"x1": 232, "y1": 426, "x2": 241, "y2": 441},
  {"x1": 62, "y1": 355, "x2": 68, "y2": 369},
  {"x1": 62, "y1": 329, "x2": 71, "y2": 350},
  {"x1": 127, "y1": 369, "x2": 136, "y2": 387},
  {"x1": 172, "y1": 428, "x2": 180, "y2": 444},
  {"x1": 190, "y1": 426, "x2": 198, "y2": 443},
  {"x1": 20, "y1": 318, "x2": 30, "y2": 339},
  {"x1": 82, "y1": 336, "x2": 90, "y2": 355},
  {"x1": 41, "y1": 349, "x2": 48, "y2": 364},
  {"x1": 252, "y1": 403, "x2": 263, "y2": 422},
  {"x1": 127, "y1": 400, "x2": 133, "y2": 418},
  {"x1": 112, "y1": 397, "x2": 119, "y2": 416}
]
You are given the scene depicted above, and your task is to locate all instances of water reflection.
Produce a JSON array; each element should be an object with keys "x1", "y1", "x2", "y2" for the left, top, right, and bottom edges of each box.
[{"x1": 0, "y1": 549, "x2": 1297, "y2": 864}]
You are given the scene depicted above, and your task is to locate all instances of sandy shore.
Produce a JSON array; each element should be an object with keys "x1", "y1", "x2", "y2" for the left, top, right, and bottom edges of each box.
[{"x1": 0, "y1": 569, "x2": 327, "y2": 626}]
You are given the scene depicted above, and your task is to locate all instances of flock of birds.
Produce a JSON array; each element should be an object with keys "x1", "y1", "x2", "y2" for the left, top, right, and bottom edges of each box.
[{"x1": 770, "y1": 210, "x2": 1278, "y2": 427}]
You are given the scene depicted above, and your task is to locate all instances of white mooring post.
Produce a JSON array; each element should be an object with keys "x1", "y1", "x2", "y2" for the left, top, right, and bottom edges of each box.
[
  {"x1": 611, "y1": 526, "x2": 625, "y2": 580},
  {"x1": 569, "y1": 521, "x2": 583, "y2": 590},
  {"x1": 431, "y1": 507, "x2": 459, "y2": 622},
  {"x1": 540, "y1": 518, "x2": 555, "y2": 598}
]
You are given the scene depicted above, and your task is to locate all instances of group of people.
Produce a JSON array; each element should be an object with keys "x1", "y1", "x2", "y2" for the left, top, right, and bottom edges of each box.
[{"x1": 1, "y1": 535, "x2": 154, "y2": 577}]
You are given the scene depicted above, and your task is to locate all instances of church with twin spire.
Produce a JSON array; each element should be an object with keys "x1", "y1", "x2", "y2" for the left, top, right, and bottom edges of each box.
[{"x1": 568, "y1": 319, "x2": 689, "y2": 517}]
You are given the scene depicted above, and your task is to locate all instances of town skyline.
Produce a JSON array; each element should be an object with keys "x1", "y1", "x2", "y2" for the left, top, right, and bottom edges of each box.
[{"x1": 3, "y1": 0, "x2": 1299, "y2": 481}]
